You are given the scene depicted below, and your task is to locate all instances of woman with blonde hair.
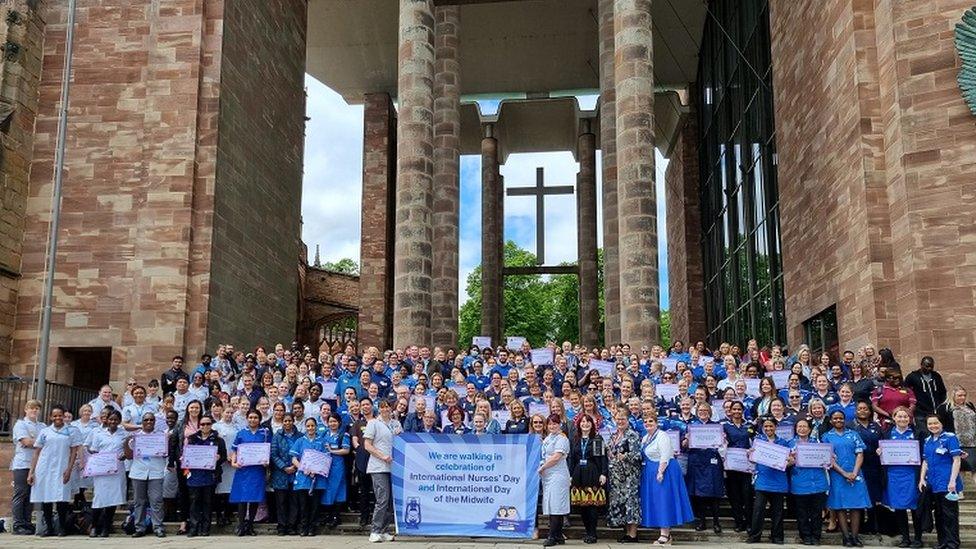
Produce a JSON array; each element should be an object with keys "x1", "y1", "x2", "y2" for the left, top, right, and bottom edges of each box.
[{"x1": 936, "y1": 386, "x2": 976, "y2": 485}]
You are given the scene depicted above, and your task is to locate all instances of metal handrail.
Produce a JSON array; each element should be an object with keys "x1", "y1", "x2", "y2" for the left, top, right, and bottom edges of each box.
[{"x1": 0, "y1": 378, "x2": 98, "y2": 436}]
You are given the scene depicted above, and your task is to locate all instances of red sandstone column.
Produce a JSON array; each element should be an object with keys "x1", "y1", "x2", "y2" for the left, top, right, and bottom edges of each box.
[
  {"x1": 431, "y1": 5, "x2": 460, "y2": 351},
  {"x1": 614, "y1": 0, "x2": 660, "y2": 346},
  {"x1": 359, "y1": 93, "x2": 397, "y2": 350},
  {"x1": 599, "y1": 0, "x2": 621, "y2": 346},
  {"x1": 480, "y1": 124, "x2": 503, "y2": 346},
  {"x1": 393, "y1": 0, "x2": 436, "y2": 348},
  {"x1": 577, "y1": 121, "x2": 599, "y2": 347}
]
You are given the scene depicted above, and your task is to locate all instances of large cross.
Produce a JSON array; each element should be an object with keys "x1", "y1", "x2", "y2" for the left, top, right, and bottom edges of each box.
[{"x1": 506, "y1": 167, "x2": 574, "y2": 265}]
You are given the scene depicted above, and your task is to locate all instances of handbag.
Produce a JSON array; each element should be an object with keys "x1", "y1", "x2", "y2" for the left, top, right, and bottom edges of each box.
[{"x1": 570, "y1": 485, "x2": 607, "y2": 506}]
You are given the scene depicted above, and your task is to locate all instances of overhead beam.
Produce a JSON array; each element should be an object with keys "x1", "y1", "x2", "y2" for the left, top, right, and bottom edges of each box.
[{"x1": 503, "y1": 265, "x2": 579, "y2": 276}]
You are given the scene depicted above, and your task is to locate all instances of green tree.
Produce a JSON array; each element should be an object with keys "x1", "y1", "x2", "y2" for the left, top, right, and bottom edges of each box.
[
  {"x1": 659, "y1": 309, "x2": 671, "y2": 350},
  {"x1": 321, "y1": 258, "x2": 359, "y2": 275}
]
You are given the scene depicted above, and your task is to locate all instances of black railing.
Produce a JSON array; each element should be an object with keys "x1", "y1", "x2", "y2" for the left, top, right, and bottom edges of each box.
[{"x1": 0, "y1": 378, "x2": 98, "y2": 436}]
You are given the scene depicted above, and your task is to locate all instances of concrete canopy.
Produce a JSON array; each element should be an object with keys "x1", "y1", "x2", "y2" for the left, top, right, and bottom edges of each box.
[{"x1": 307, "y1": 0, "x2": 703, "y2": 156}]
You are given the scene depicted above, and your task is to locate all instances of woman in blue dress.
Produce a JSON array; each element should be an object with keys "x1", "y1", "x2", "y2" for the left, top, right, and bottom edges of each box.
[
  {"x1": 290, "y1": 417, "x2": 328, "y2": 536},
  {"x1": 229, "y1": 409, "x2": 272, "y2": 536},
  {"x1": 882, "y1": 407, "x2": 923, "y2": 547},
  {"x1": 747, "y1": 416, "x2": 792, "y2": 545},
  {"x1": 270, "y1": 413, "x2": 300, "y2": 535},
  {"x1": 823, "y1": 409, "x2": 871, "y2": 547},
  {"x1": 639, "y1": 413, "x2": 694, "y2": 546},
  {"x1": 919, "y1": 414, "x2": 963, "y2": 549},
  {"x1": 320, "y1": 413, "x2": 350, "y2": 529},
  {"x1": 789, "y1": 418, "x2": 829, "y2": 545},
  {"x1": 684, "y1": 402, "x2": 724, "y2": 534}
]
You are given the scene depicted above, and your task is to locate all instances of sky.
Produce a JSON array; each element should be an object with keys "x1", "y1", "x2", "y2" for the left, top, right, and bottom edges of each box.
[{"x1": 301, "y1": 74, "x2": 670, "y2": 310}]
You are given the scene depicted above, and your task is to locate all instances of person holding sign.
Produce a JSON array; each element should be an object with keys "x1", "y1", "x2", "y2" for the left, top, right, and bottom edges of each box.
[
  {"x1": 722, "y1": 401, "x2": 754, "y2": 533},
  {"x1": 87, "y1": 409, "x2": 127, "y2": 537},
  {"x1": 639, "y1": 413, "x2": 694, "y2": 546},
  {"x1": 124, "y1": 412, "x2": 168, "y2": 538},
  {"x1": 539, "y1": 414, "x2": 571, "y2": 547},
  {"x1": 788, "y1": 419, "x2": 829, "y2": 545},
  {"x1": 919, "y1": 414, "x2": 962, "y2": 549},
  {"x1": 27, "y1": 404, "x2": 79, "y2": 537},
  {"x1": 229, "y1": 409, "x2": 272, "y2": 536},
  {"x1": 569, "y1": 413, "x2": 608, "y2": 544},
  {"x1": 822, "y1": 409, "x2": 871, "y2": 547},
  {"x1": 320, "y1": 414, "x2": 350, "y2": 529},
  {"x1": 270, "y1": 413, "x2": 301, "y2": 535},
  {"x1": 290, "y1": 417, "x2": 328, "y2": 536},
  {"x1": 685, "y1": 402, "x2": 724, "y2": 534},
  {"x1": 746, "y1": 416, "x2": 792, "y2": 544},
  {"x1": 182, "y1": 414, "x2": 227, "y2": 537},
  {"x1": 881, "y1": 407, "x2": 923, "y2": 547}
]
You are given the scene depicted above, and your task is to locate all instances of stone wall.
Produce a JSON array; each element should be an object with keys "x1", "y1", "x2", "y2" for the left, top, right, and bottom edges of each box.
[
  {"x1": 301, "y1": 267, "x2": 359, "y2": 349},
  {"x1": 0, "y1": 1, "x2": 45, "y2": 375},
  {"x1": 358, "y1": 93, "x2": 397, "y2": 352},
  {"x1": 206, "y1": 0, "x2": 306, "y2": 352},
  {"x1": 769, "y1": 0, "x2": 976, "y2": 383},
  {"x1": 664, "y1": 113, "x2": 705, "y2": 345},
  {"x1": 10, "y1": 0, "x2": 306, "y2": 387}
]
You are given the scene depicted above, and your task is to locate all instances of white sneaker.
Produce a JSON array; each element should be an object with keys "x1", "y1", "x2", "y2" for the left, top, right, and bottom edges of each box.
[
  {"x1": 381, "y1": 533, "x2": 395, "y2": 542},
  {"x1": 369, "y1": 533, "x2": 383, "y2": 543}
]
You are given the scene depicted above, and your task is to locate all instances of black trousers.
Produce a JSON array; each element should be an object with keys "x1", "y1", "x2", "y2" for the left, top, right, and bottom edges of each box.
[
  {"x1": 298, "y1": 489, "x2": 321, "y2": 533},
  {"x1": 41, "y1": 502, "x2": 69, "y2": 535},
  {"x1": 91, "y1": 505, "x2": 115, "y2": 535},
  {"x1": 793, "y1": 492, "x2": 825, "y2": 542},
  {"x1": 579, "y1": 506, "x2": 598, "y2": 537},
  {"x1": 931, "y1": 491, "x2": 960, "y2": 549},
  {"x1": 274, "y1": 488, "x2": 298, "y2": 532},
  {"x1": 357, "y1": 469, "x2": 374, "y2": 524},
  {"x1": 188, "y1": 485, "x2": 214, "y2": 534},
  {"x1": 749, "y1": 490, "x2": 785, "y2": 543},
  {"x1": 725, "y1": 470, "x2": 753, "y2": 529},
  {"x1": 895, "y1": 508, "x2": 924, "y2": 542},
  {"x1": 547, "y1": 514, "x2": 566, "y2": 541},
  {"x1": 693, "y1": 496, "x2": 720, "y2": 523},
  {"x1": 177, "y1": 470, "x2": 190, "y2": 523}
]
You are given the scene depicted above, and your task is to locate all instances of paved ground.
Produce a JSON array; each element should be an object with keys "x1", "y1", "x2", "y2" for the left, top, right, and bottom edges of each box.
[{"x1": 0, "y1": 534, "x2": 862, "y2": 548}]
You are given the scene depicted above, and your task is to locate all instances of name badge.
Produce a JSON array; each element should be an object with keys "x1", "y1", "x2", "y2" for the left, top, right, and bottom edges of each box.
[
  {"x1": 936, "y1": 447, "x2": 947, "y2": 455},
  {"x1": 710, "y1": 458, "x2": 719, "y2": 465},
  {"x1": 579, "y1": 459, "x2": 588, "y2": 466}
]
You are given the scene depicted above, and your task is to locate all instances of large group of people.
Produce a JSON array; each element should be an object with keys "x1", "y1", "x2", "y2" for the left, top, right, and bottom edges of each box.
[{"x1": 8, "y1": 338, "x2": 973, "y2": 548}]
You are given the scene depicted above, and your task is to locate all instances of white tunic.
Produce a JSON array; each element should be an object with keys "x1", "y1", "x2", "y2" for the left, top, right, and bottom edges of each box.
[
  {"x1": 213, "y1": 421, "x2": 237, "y2": 494},
  {"x1": 540, "y1": 433, "x2": 571, "y2": 515},
  {"x1": 31, "y1": 424, "x2": 81, "y2": 503},
  {"x1": 68, "y1": 419, "x2": 99, "y2": 492},
  {"x1": 87, "y1": 428, "x2": 128, "y2": 508}
]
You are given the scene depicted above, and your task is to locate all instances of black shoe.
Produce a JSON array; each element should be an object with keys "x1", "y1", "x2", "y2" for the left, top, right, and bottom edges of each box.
[
  {"x1": 734, "y1": 525, "x2": 747, "y2": 533},
  {"x1": 910, "y1": 541, "x2": 923, "y2": 548},
  {"x1": 842, "y1": 535, "x2": 852, "y2": 547},
  {"x1": 583, "y1": 535, "x2": 597, "y2": 544},
  {"x1": 695, "y1": 519, "x2": 707, "y2": 531},
  {"x1": 852, "y1": 536, "x2": 864, "y2": 547},
  {"x1": 187, "y1": 530, "x2": 197, "y2": 538},
  {"x1": 713, "y1": 521, "x2": 722, "y2": 534},
  {"x1": 617, "y1": 535, "x2": 638, "y2": 543},
  {"x1": 543, "y1": 538, "x2": 559, "y2": 547},
  {"x1": 156, "y1": 529, "x2": 166, "y2": 538},
  {"x1": 746, "y1": 536, "x2": 761, "y2": 544},
  {"x1": 88, "y1": 529, "x2": 98, "y2": 538},
  {"x1": 41, "y1": 530, "x2": 55, "y2": 538},
  {"x1": 236, "y1": 524, "x2": 246, "y2": 537},
  {"x1": 771, "y1": 540, "x2": 784, "y2": 545},
  {"x1": 801, "y1": 539, "x2": 812, "y2": 546},
  {"x1": 133, "y1": 530, "x2": 146, "y2": 538}
]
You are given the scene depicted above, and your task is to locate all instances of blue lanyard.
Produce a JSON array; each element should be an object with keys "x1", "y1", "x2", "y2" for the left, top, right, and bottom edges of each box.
[{"x1": 581, "y1": 438, "x2": 589, "y2": 457}]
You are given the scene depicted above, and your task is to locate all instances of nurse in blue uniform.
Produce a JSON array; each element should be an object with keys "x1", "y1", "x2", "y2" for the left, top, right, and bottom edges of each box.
[
  {"x1": 290, "y1": 417, "x2": 327, "y2": 536},
  {"x1": 684, "y1": 402, "x2": 724, "y2": 534},
  {"x1": 747, "y1": 416, "x2": 791, "y2": 545},
  {"x1": 789, "y1": 418, "x2": 829, "y2": 546},
  {"x1": 722, "y1": 401, "x2": 754, "y2": 532},
  {"x1": 882, "y1": 407, "x2": 922, "y2": 548},
  {"x1": 823, "y1": 409, "x2": 871, "y2": 547},
  {"x1": 849, "y1": 400, "x2": 884, "y2": 534},
  {"x1": 320, "y1": 414, "x2": 350, "y2": 529},
  {"x1": 230, "y1": 409, "x2": 272, "y2": 536},
  {"x1": 919, "y1": 414, "x2": 962, "y2": 549},
  {"x1": 639, "y1": 413, "x2": 694, "y2": 546}
]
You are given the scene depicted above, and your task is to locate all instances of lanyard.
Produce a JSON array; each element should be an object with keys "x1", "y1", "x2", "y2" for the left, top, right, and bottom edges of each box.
[{"x1": 581, "y1": 438, "x2": 589, "y2": 457}]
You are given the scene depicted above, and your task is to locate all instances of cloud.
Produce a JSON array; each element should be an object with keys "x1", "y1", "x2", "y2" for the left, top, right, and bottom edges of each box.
[{"x1": 302, "y1": 80, "x2": 670, "y2": 310}]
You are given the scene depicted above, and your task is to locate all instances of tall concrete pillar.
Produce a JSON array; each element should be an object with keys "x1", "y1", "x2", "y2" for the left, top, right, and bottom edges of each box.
[
  {"x1": 480, "y1": 124, "x2": 503, "y2": 346},
  {"x1": 599, "y1": 0, "x2": 621, "y2": 345},
  {"x1": 358, "y1": 93, "x2": 397, "y2": 351},
  {"x1": 431, "y1": 5, "x2": 460, "y2": 351},
  {"x1": 614, "y1": 0, "x2": 660, "y2": 346},
  {"x1": 577, "y1": 122, "x2": 599, "y2": 347},
  {"x1": 393, "y1": 0, "x2": 436, "y2": 348}
]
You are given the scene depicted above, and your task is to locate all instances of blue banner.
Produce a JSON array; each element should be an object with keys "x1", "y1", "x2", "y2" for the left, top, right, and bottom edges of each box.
[{"x1": 392, "y1": 433, "x2": 541, "y2": 538}]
